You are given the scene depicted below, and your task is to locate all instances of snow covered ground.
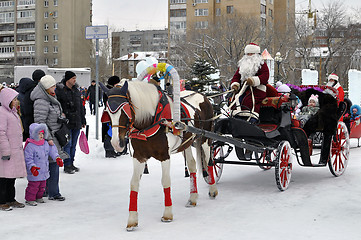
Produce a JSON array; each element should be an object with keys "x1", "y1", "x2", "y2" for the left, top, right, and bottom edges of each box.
[{"x1": 1, "y1": 108, "x2": 361, "y2": 240}]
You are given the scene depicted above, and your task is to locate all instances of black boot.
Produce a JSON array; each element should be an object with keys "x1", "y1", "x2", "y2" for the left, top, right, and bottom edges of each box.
[
  {"x1": 71, "y1": 164, "x2": 80, "y2": 172},
  {"x1": 105, "y1": 150, "x2": 117, "y2": 158},
  {"x1": 64, "y1": 166, "x2": 75, "y2": 174}
]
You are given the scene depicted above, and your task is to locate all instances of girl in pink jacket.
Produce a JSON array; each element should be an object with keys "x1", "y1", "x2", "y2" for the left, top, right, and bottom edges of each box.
[{"x1": 0, "y1": 86, "x2": 27, "y2": 211}]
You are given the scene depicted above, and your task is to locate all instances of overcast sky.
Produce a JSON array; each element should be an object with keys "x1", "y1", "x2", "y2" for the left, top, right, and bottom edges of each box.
[{"x1": 92, "y1": 0, "x2": 361, "y2": 31}]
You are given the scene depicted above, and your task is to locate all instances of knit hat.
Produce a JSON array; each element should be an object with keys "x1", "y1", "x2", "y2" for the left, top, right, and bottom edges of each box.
[
  {"x1": 277, "y1": 84, "x2": 291, "y2": 93},
  {"x1": 108, "y1": 76, "x2": 120, "y2": 86},
  {"x1": 275, "y1": 81, "x2": 283, "y2": 89},
  {"x1": 64, "y1": 71, "x2": 76, "y2": 81},
  {"x1": 328, "y1": 73, "x2": 339, "y2": 82},
  {"x1": 244, "y1": 43, "x2": 261, "y2": 54},
  {"x1": 308, "y1": 94, "x2": 319, "y2": 106},
  {"x1": 32, "y1": 69, "x2": 46, "y2": 82},
  {"x1": 40, "y1": 75, "x2": 56, "y2": 89}
]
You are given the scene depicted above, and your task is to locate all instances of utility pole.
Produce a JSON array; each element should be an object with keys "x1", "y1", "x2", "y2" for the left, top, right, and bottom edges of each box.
[
  {"x1": 295, "y1": 0, "x2": 318, "y2": 30},
  {"x1": 14, "y1": 0, "x2": 18, "y2": 66}
]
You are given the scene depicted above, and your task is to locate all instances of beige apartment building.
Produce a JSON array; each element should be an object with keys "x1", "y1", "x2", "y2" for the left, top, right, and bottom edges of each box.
[
  {"x1": 0, "y1": 0, "x2": 92, "y2": 82},
  {"x1": 169, "y1": 0, "x2": 295, "y2": 47},
  {"x1": 169, "y1": 0, "x2": 295, "y2": 77}
]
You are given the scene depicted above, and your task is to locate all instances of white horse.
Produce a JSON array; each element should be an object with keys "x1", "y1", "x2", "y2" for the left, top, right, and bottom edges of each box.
[{"x1": 101, "y1": 80, "x2": 218, "y2": 231}]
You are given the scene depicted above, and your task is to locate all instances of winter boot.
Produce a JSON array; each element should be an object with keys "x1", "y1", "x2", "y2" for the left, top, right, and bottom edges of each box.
[
  {"x1": 64, "y1": 166, "x2": 75, "y2": 174},
  {"x1": 36, "y1": 198, "x2": 45, "y2": 203},
  {"x1": 105, "y1": 150, "x2": 117, "y2": 158},
  {"x1": 0, "y1": 204, "x2": 12, "y2": 211},
  {"x1": 25, "y1": 201, "x2": 37, "y2": 206},
  {"x1": 71, "y1": 164, "x2": 80, "y2": 172},
  {"x1": 7, "y1": 201, "x2": 25, "y2": 208}
]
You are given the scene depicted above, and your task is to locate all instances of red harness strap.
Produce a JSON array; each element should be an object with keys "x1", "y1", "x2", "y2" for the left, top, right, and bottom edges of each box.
[{"x1": 129, "y1": 90, "x2": 172, "y2": 140}]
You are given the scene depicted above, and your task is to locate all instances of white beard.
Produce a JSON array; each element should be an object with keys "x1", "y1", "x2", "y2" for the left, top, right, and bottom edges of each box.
[{"x1": 238, "y1": 54, "x2": 264, "y2": 81}]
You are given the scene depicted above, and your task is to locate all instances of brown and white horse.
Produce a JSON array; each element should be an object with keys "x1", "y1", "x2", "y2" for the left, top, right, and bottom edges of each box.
[{"x1": 101, "y1": 80, "x2": 218, "y2": 231}]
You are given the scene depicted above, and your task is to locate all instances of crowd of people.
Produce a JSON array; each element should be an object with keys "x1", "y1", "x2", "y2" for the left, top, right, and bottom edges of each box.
[{"x1": 0, "y1": 70, "x2": 127, "y2": 211}]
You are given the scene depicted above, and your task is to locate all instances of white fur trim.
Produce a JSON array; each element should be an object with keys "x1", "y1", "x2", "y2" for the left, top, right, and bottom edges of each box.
[
  {"x1": 256, "y1": 85, "x2": 267, "y2": 92},
  {"x1": 252, "y1": 76, "x2": 260, "y2": 86},
  {"x1": 231, "y1": 82, "x2": 240, "y2": 89},
  {"x1": 328, "y1": 74, "x2": 339, "y2": 81},
  {"x1": 245, "y1": 44, "x2": 260, "y2": 54}
]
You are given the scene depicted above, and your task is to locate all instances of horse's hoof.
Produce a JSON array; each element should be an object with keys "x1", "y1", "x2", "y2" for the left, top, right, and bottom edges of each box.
[
  {"x1": 161, "y1": 216, "x2": 173, "y2": 222},
  {"x1": 185, "y1": 200, "x2": 197, "y2": 207},
  {"x1": 209, "y1": 190, "x2": 218, "y2": 199},
  {"x1": 126, "y1": 223, "x2": 138, "y2": 231}
]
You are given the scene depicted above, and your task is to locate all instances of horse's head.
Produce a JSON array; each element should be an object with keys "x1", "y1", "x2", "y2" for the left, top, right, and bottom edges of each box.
[{"x1": 101, "y1": 81, "x2": 134, "y2": 153}]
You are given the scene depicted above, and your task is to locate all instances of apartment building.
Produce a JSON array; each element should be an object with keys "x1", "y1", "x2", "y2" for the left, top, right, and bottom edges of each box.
[
  {"x1": 112, "y1": 29, "x2": 168, "y2": 77},
  {"x1": 0, "y1": 0, "x2": 92, "y2": 82},
  {"x1": 169, "y1": 0, "x2": 294, "y2": 46},
  {"x1": 168, "y1": 0, "x2": 295, "y2": 77}
]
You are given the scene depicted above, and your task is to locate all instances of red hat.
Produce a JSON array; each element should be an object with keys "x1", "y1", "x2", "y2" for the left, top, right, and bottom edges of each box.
[
  {"x1": 244, "y1": 43, "x2": 261, "y2": 54},
  {"x1": 328, "y1": 73, "x2": 339, "y2": 81}
]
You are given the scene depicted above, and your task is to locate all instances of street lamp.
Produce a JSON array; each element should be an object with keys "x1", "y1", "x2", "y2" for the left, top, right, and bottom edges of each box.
[{"x1": 274, "y1": 52, "x2": 283, "y2": 82}]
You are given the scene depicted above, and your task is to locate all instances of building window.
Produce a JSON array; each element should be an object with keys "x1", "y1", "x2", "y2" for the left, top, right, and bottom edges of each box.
[
  {"x1": 216, "y1": 8, "x2": 221, "y2": 16},
  {"x1": 268, "y1": 9, "x2": 273, "y2": 18},
  {"x1": 53, "y1": 22, "x2": 58, "y2": 29},
  {"x1": 53, "y1": 34, "x2": 58, "y2": 41},
  {"x1": 53, "y1": 46, "x2": 58, "y2": 53},
  {"x1": 194, "y1": 0, "x2": 208, "y2": 3},
  {"x1": 18, "y1": 11, "x2": 32, "y2": 18},
  {"x1": 44, "y1": 0, "x2": 48, "y2": 7},
  {"x1": 0, "y1": 12, "x2": 14, "y2": 24},
  {"x1": 0, "y1": 1, "x2": 15, "y2": 7},
  {"x1": 44, "y1": 12, "x2": 49, "y2": 18},
  {"x1": 44, "y1": 23, "x2": 49, "y2": 30},
  {"x1": 195, "y1": 9, "x2": 208, "y2": 16},
  {"x1": 216, "y1": 0, "x2": 221, "y2": 3},
  {"x1": 53, "y1": 58, "x2": 58, "y2": 65},
  {"x1": 44, "y1": 35, "x2": 48, "y2": 42},
  {"x1": 195, "y1": 21, "x2": 208, "y2": 29},
  {"x1": 226, "y1": 6, "x2": 234, "y2": 14},
  {"x1": 261, "y1": 4, "x2": 266, "y2": 15},
  {"x1": 45, "y1": 58, "x2": 48, "y2": 65},
  {"x1": 44, "y1": 47, "x2": 48, "y2": 53},
  {"x1": 54, "y1": 0, "x2": 58, "y2": 6},
  {"x1": 269, "y1": 0, "x2": 273, "y2": 4},
  {"x1": 261, "y1": 18, "x2": 266, "y2": 29},
  {"x1": 170, "y1": 21, "x2": 186, "y2": 29},
  {"x1": 170, "y1": 9, "x2": 186, "y2": 17},
  {"x1": 170, "y1": 0, "x2": 186, "y2": 3},
  {"x1": 50, "y1": 11, "x2": 57, "y2": 18},
  {"x1": 18, "y1": 0, "x2": 35, "y2": 5},
  {"x1": 0, "y1": 46, "x2": 14, "y2": 53}
]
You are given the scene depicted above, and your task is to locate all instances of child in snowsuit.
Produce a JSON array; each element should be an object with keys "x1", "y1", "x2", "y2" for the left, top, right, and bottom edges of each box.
[
  {"x1": 24, "y1": 123, "x2": 63, "y2": 206},
  {"x1": 350, "y1": 104, "x2": 360, "y2": 123},
  {"x1": 298, "y1": 94, "x2": 320, "y2": 128},
  {"x1": 0, "y1": 86, "x2": 27, "y2": 211}
]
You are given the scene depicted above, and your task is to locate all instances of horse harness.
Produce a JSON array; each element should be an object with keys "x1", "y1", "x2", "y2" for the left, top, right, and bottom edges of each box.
[{"x1": 107, "y1": 85, "x2": 193, "y2": 141}]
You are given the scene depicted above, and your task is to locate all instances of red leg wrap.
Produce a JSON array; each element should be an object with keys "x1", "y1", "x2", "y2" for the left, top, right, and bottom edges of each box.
[
  {"x1": 129, "y1": 191, "x2": 138, "y2": 211},
  {"x1": 164, "y1": 187, "x2": 172, "y2": 207},
  {"x1": 190, "y1": 172, "x2": 198, "y2": 194},
  {"x1": 207, "y1": 166, "x2": 215, "y2": 185}
]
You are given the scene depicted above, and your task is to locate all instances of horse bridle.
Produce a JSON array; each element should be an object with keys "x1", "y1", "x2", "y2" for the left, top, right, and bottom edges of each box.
[{"x1": 107, "y1": 93, "x2": 135, "y2": 132}]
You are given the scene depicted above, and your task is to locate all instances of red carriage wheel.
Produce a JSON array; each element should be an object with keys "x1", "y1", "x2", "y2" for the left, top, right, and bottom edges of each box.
[
  {"x1": 257, "y1": 149, "x2": 276, "y2": 170},
  {"x1": 275, "y1": 141, "x2": 292, "y2": 191},
  {"x1": 328, "y1": 121, "x2": 350, "y2": 177},
  {"x1": 204, "y1": 142, "x2": 228, "y2": 184}
]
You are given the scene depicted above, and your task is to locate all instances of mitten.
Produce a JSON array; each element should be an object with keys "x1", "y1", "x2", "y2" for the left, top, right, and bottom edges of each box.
[
  {"x1": 56, "y1": 157, "x2": 63, "y2": 167},
  {"x1": 1, "y1": 155, "x2": 10, "y2": 160},
  {"x1": 31, "y1": 166, "x2": 40, "y2": 176},
  {"x1": 245, "y1": 78, "x2": 253, "y2": 86},
  {"x1": 230, "y1": 82, "x2": 240, "y2": 92}
]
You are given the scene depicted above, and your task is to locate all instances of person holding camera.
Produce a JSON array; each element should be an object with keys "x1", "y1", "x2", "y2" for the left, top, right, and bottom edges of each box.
[
  {"x1": 55, "y1": 71, "x2": 86, "y2": 174},
  {"x1": 30, "y1": 75, "x2": 68, "y2": 201}
]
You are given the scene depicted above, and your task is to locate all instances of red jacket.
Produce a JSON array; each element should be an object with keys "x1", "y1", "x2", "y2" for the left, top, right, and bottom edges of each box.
[{"x1": 230, "y1": 62, "x2": 269, "y2": 115}]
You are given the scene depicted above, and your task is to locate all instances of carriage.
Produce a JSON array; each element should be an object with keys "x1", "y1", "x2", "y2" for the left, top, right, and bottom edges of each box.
[
  {"x1": 175, "y1": 84, "x2": 350, "y2": 191},
  {"x1": 102, "y1": 63, "x2": 350, "y2": 230}
]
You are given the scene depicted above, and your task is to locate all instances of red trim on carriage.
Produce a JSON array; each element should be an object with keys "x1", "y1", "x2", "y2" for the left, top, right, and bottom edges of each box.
[{"x1": 258, "y1": 124, "x2": 278, "y2": 132}]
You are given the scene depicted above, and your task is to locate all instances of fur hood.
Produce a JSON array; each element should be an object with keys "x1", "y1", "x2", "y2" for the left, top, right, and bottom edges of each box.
[{"x1": 29, "y1": 123, "x2": 48, "y2": 140}]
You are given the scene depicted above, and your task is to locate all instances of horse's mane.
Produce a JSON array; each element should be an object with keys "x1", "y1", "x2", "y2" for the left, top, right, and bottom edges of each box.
[{"x1": 127, "y1": 81, "x2": 159, "y2": 125}]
